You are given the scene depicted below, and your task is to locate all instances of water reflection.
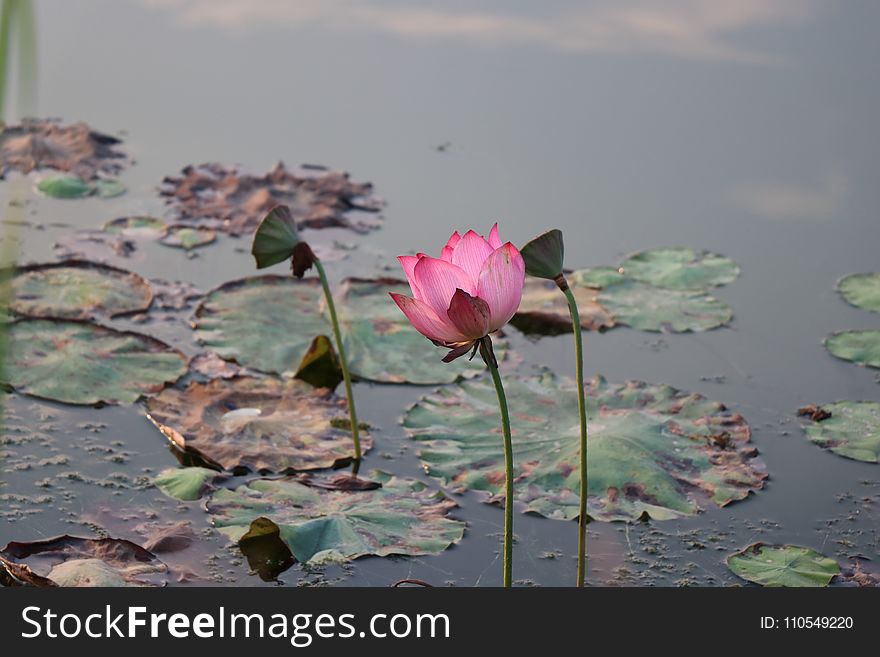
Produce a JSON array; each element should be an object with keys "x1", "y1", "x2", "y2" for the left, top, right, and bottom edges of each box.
[
  {"x1": 731, "y1": 171, "x2": 849, "y2": 221},
  {"x1": 143, "y1": 0, "x2": 818, "y2": 64}
]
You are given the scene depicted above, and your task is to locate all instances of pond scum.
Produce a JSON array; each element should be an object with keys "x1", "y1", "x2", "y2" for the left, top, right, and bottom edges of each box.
[{"x1": 0, "y1": 118, "x2": 878, "y2": 588}]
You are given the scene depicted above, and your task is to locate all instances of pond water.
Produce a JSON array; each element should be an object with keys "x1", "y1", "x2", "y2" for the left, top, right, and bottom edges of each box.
[{"x1": 1, "y1": 0, "x2": 879, "y2": 586}]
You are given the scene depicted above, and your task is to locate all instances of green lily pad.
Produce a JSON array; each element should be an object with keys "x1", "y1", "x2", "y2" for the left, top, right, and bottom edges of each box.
[
  {"x1": 726, "y1": 543, "x2": 840, "y2": 587},
  {"x1": 335, "y1": 278, "x2": 494, "y2": 384},
  {"x1": 94, "y1": 179, "x2": 127, "y2": 198},
  {"x1": 9, "y1": 261, "x2": 153, "y2": 320},
  {"x1": 800, "y1": 401, "x2": 880, "y2": 463},
  {"x1": 159, "y1": 225, "x2": 216, "y2": 250},
  {"x1": 2, "y1": 319, "x2": 188, "y2": 405},
  {"x1": 599, "y1": 281, "x2": 732, "y2": 332},
  {"x1": 569, "y1": 266, "x2": 626, "y2": 289},
  {"x1": 0, "y1": 536, "x2": 168, "y2": 587},
  {"x1": 145, "y1": 376, "x2": 371, "y2": 473},
  {"x1": 153, "y1": 466, "x2": 224, "y2": 501},
  {"x1": 194, "y1": 276, "x2": 498, "y2": 384},
  {"x1": 206, "y1": 471, "x2": 465, "y2": 563},
  {"x1": 36, "y1": 175, "x2": 93, "y2": 199},
  {"x1": 825, "y1": 329, "x2": 880, "y2": 369},
  {"x1": 513, "y1": 276, "x2": 616, "y2": 335},
  {"x1": 620, "y1": 247, "x2": 740, "y2": 290},
  {"x1": 194, "y1": 276, "x2": 327, "y2": 376},
  {"x1": 102, "y1": 216, "x2": 167, "y2": 235},
  {"x1": 837, "y1": 272, "x2": 880, "y2": 313},
  {"x1": 403, "y1": 373, "x2": 766, "y2": 522}
]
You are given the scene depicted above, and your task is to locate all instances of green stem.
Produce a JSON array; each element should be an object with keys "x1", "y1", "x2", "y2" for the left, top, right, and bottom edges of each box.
[
  {"x1": 561, "y1": 282, "x2": 588, "y2": 587},
  {"x1": 314, "y1": 258, "x2": 361, "y2": 471},
  {"x1": 0, "y1": 0, "x2": 17, "y2": 120},
  {"x1": 479, "y1": 337, "x2": 514, "y2": 587}
]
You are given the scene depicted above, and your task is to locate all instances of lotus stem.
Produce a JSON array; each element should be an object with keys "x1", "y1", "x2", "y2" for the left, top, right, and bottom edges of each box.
[
  {"x1": 313, "y1": 258, "x2": 361, "y2": 472},
  {"x1": 479, "y1": 336, "x2": 514, "y2": 587},
  {"x1": 558, "y1": 276, "x2": 588, "y2": 587}
]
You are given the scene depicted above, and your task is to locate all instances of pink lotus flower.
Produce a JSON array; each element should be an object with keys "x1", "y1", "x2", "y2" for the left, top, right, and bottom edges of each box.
[{"x1": 390, "y1": 224, "x2": 525, "y2": 361}]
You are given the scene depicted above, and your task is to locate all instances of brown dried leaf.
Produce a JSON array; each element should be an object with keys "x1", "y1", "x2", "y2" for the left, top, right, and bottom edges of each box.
[
  {"x1": 145, "y1": 376, "x2": 372, "y2": 473},
  {"x1": 0, "y1": 119, "x2": 127, "y2": 179},
  {"x1": 159, "y1": 162, "x2": 382, "y2": 236}
]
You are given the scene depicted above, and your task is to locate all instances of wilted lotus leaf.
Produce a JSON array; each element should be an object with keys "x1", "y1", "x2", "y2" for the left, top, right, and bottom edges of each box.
[
  {"x1": 726, "y1": 543, "x2": 839, "y2": 587},
  {"x1": 0, "y1": 535, "x2": 167, "y2": 587},
  {"x1": 403, "y1": 373, "x2": 766, "y2": 522},
  {"x1": 294, "y1": 335, "x2": 343, "y2": 389},
  {"x1": 334, "y1": 278, "x2": 495, "y2": 384},
  {"x1": 160, "y1": 162, "x2": 382, "y2": 236},
  {"x1": 9, "y1": 261, "x2": 153, "y2": 320},
  {"x1": 837, "y1": 272, "x2": 880, "y2": 313},
  {"x1": 800, "y1": 401, "x2": 880, "y2": 463},
  {"x1": 149, "y1": 279, "x2": 204, "y2": 311},
  {"x1": 103, "y1": 216, "x2": 168, "y2": 236},
  {"x1": 599, "y1": 281, "x2": 732, "y2": 332},
  {"x1": 195, "y1": 276, "x2": 496, "y2": 384},
  {"x1": 189, "y1": 353, "x2": 246, "y2": 379},
  {"x1": 206, "y1": 471, "x2": 465, "y2": 563},
  {"x1": 512, "y1": 276, "x2": 615, "y2": 335},
  {"x1": 54, "y1": 230, "x2": 140, "y2": 268},
  {"x1": 825, "y1": 329, "x2": 880, "y2": 369},
  {"x1": 2, "y1": 319, "x2": 188, "y2": 404},
  {"x1": 194, "y1": 276, "x2": 326, "y2": 376},
  {"x1": 620, "y1": 247, "x2": 740, "y2": 290},
  {"x1": 144, "y1": 376, "x2": 371, "y2": 473},
  {"x1": 80, "y1": 506, "x2": 218, "y2": 584},
  {"x1": 0, "y1": 118, "x2": 127, "y2": 178},
  {"x1": 159, "y1": 225, "x2": 216, "y2": 250}
]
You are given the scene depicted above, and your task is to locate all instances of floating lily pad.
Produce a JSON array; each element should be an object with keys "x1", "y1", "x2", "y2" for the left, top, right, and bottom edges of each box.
[
  {"x1": 154, "y1": 467, "x2": 225, "y2": 501},
  {"x1": 335, "y1": 278, "x2": 494, "y2": 384},
  {"x1": 54, "y1": 230, "x2": 140, "y2": 268},
  {"x1": 9, "y1": 261, "x2": 153, "y2": 320},
  {"x1": 599, "y1": 281, "x2": 732, "y2": 332},
  {"x1": 2, "y1": 319, "x2": 188, "y2": 404},
  {"x1": 620, "y1": 247, "x2": 740, "y2": 290},
  {"x1": 513, "y1": 276, "x2": 616, "y2": 335},
  {"x1": 94, "y1": 178, "x2": 127, "y2": 198},
  {"x1": 0, "y1": 535, "x2": 167, "y2": 587},
  {"x1": 403, "y1": 373, "x2": 766, "y2": 522},
  {"x1": 194, "y1": 276, "x2": 326, "y2": 376},
  {"x1": 195, "y1": 276, "x2": 497, "y2": 384},
  {"x1": 159, "y1": 225, "x2": 216, "y2": 250},
  {"x1": 570, "y1": 266, "x2": 625, "y2": 289},
  {"x1": 726, "y1": 543, "x2": 840, "y2": 587},
  {"x1": 837, "y1": 272, "x2": 880, "y2": 313},
  {"x1": 825, "y1": 329, "x2": 880, "y2": 369},
  {"x1": 0, "y1": 118, "x2": 127, "y2": 178},
  {"x1": 145, "y1": 376, "x2": 371, "y2": 473},
  {"x1": 160, "y1": 162, "x2": 383, "y2": 236},
  {"x1": 206, "y1": 471, "x2": 465, "y2": 563},
  {"x1": 36, "y1": 175, "x2": 93, "y2": 199},
  {"x1": 149, "y1": 279, "x2": 203, "y2": 311},
  {"x1": 800, "y1": 401, "x2": 880, "y2": 463},
  {"x1": 102, "y1": 216, "x2": 167, "y2": 235}
]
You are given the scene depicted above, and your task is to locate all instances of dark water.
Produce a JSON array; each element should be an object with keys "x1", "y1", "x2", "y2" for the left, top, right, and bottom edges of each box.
[{"x1": 1, "y1": 0, "x2": 879, "y2": 586}]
